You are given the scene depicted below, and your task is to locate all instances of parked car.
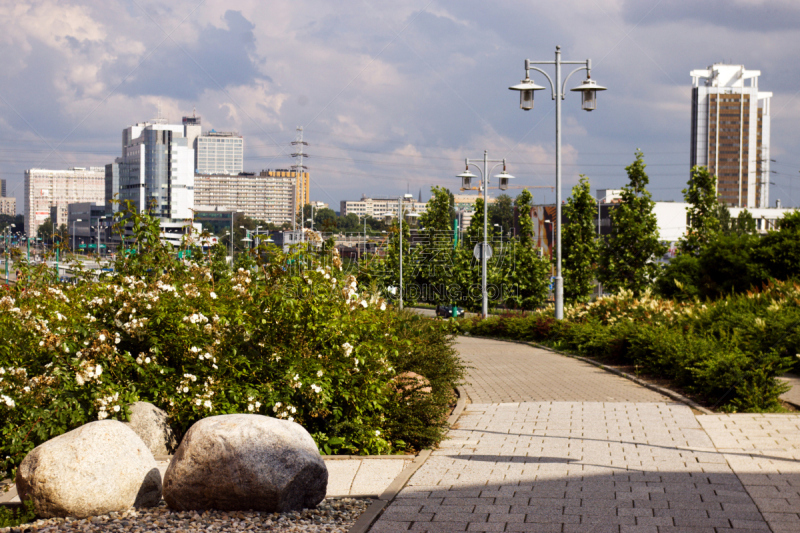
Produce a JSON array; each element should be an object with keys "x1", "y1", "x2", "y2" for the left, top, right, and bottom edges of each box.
[{"x1": 435, "y1": 304, "x2": 465, "y2": 319}]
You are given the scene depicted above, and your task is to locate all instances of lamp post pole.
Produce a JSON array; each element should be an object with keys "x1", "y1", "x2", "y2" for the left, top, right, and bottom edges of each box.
[
  {"x1": 509, "y1": 46, "x2": 606, "y2": 319},
  {"x1": 72, "y1": 219, "x2": 82, "y2": 256},
  {"x1": 456, "y1": 152, "x2": 514, "y2": 318},
  {"x1": 398, "y1": 197, "x2": 403, "y2": 311}
]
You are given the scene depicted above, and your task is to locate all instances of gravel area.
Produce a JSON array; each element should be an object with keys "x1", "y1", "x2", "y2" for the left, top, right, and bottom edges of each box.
[{"x1": 0, "y1": 498, "x2": 370, "y2": 533}]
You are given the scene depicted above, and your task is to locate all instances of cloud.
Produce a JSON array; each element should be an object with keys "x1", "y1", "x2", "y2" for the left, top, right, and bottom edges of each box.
[{"x1": 622, "y1": 0, "x2": 800, "y2": 32}]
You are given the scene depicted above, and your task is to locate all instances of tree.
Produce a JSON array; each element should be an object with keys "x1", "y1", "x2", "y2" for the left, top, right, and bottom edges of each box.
[
  {"x1": 37, "y1": 217, "x2": 54, "y2": 242},
  {"x1": 501, "y1": 189, "x2": 550, "y2": 310},
  {"x1": 679, "y1": 166, "x2": 720, "y2": 255},
  {"x1": 488, "y1": 194, "x2": 514, "y2": 236},
  {"x1": 562, "y1": 176, "x2": 599, "y2": 304},
  {"x1": 755, "y1": 210, "x2": 800, "y2": 282},
  {"x1": 418, "y1": 186, "x2": 456, "y2": 305},
  {"x1": 598, "y1": 150, "x2": 667, "y2": 296}
]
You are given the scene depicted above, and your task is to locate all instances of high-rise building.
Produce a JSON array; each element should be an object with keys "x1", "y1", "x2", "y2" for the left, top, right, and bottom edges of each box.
[
  {"x1": 0, "y1": 179, "x2": 6, "y2": 197},
  {"x1": 194, "y1": 170, "x2": 299, "y2": 224},
  {"x1": 117, "y1": 121, "x2": 195, "y2": 222},
  {"x1": 24, "y1": 167, "x2": 105, "y2": 236},
  {"x1": 181, "y1": 113, "x2": 243, "y2": 175},
  {"x1": 340, "y1": 194, "x2": 428, "y2": 218},
  {"x1": 690, "y1": 64, "x2": 772, "y2": 208}
]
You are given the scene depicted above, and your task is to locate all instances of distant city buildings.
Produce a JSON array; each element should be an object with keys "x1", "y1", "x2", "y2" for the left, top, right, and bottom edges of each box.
[
  {"x1": 1, "y1": 179, "x2": 6, "y2": 198},
  {"x1": 0, "y1": 197, "x2": 15, "y2": 217},
  {"x1": 181, "y1": 114, "x2": 243, "y2": 175},
  {"x1": 24, "y1": 167, "x2": 104, "y2": 236},
  {"x1": 194, "y1": 169, "x2": 301, "y2": 224},
  {"x1": 453, "y1": 193, "x2": 495, "y2": 229},
  {"x1": 690, "y1": 64, "x2": 772, "y2": 208},
  {"x1": 340, "y1": 194, "x2": 427, "y2": 219}
]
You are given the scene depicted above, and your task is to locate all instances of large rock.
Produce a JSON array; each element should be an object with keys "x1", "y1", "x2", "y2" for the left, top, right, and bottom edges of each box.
[
  {"x1": 16, "y1": 420, "x2": 162, "y2": 518},
  {"x1": 124, "y1": 401, "x2": 177, "y2": 456},
  {"x1": 163, "y1": 414, "x2": 327, "y2": 512}
]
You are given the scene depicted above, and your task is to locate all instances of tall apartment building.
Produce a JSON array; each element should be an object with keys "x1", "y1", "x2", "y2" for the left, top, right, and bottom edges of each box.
[
  {"x1": 0, "y1": 197, "x2": 15, "y2": 217},
  {"x1": 194, "y1": 170, "x2": 298, "y2": 224},
  {"x1": 690, "y1": 64, "x2": 772, "y2": 208},
  {"x1": 24, "y1": 167, "x2": 105, "y2": 236},
  {"x1": 181, "y1": 114, "x2": 243, "y2": 174},
  {"x1": 340, "y1": 195, "x2": 428, "y2": 219},
  {"x1": 117, "y1": 121, "x2": 195, "y2": 222},
  {"x1": 0, "y1": 179, "x2": 6, "y2": 197}
]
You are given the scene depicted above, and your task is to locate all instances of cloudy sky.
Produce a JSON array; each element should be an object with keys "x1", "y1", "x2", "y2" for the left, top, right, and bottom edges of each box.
[{"x1": 3, "y1": 0, "x2": 800, "y2": 214}]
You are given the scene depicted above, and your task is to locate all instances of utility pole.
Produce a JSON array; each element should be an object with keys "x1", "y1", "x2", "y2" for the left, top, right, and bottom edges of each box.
[{"x1": 291, "y1": 127, "x2": 309, "y2": 237}]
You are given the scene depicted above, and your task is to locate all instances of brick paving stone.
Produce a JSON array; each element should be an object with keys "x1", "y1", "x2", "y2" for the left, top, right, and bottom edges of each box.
[
  {"x1": 455, "y1": 337, "x2": 669, "y2": 403},
  {"x1": 369, "y1": 337, "x2": 775, "y2": 533},
  {"x1": 699, "y1": 414, "x2": 800, "y2": 533}
]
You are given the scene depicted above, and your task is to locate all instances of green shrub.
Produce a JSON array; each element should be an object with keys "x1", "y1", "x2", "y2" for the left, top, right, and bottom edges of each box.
[{"x1": 0, "y1": 208, "x2": 464, "y2": 481}]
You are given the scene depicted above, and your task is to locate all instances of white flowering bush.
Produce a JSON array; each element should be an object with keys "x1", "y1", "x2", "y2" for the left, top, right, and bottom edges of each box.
[{"x1": 0, "y1": 207, "x2": 464, "y2": 480}]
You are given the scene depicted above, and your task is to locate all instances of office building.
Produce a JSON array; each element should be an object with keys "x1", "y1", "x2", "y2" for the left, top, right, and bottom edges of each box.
[
  {"x1": 24, "y1": 167, "x2": 105, "y2": 236},
  {"x1": 0, "y1": 197, "x2": 15, "y2": 217},
  {"x1": 690, "y1": 64, "x2": 772, "y2": 208},
  {"x1": 194, "y1": 170, "x2": 298, "y2": 224},
  {"x1": 181, "y1": 114, "x2": 243, "y2": 175},
  {"x1": 118, "y1": 121, "x2": 195, "y2": 221},
  {"x1": 105, "y1": 161, "x2": 120, "y2": 215},
  {"x1": 1, "y1": 179, "x2": 6, "y2": 197},
  {"x1": 49, "y1": 205, "x2": 68, "y2": 229},
  {"x1": 340, "y1": 194, "x2": 427, "y2": 219},
  {"x1": 67, "y1": 202, "x2": 106, "y2": 247}
]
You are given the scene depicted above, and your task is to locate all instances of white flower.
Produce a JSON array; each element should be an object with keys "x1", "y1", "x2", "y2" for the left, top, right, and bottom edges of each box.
[
  {"x1": 145, "y1": 357, "x2": 151, "y2": 364},
  {"x1": 113, "y1": 405, "x2": 120, "y2": 412},
  {"x1": 380, "y1": 302, "x2": 387, "y2": 311},
  {"x1": 98, "y1": 410, "x2": 108, "y2": 420},
  {"x1": 95, "y1": 365, "x2": 102, "y2": 376},
  {"x1": 64, "y1": 346, "x2": 70, "y2": 353},
  {"x1": 204, "y1": 400, "x2": 212, "y2": 409},
  {"x1": 39, "y1": 341, "x2": 44, "y2": 347},
  {"x1": 255, "y1": 401, "x2": 261, "y2": 409},
  {"x1": 342, "y1": 342, "x2": 354, "y2": 357},
  {"x1": 190, "y1": 346, "x2": 200, "y2": 353},
  {"x1": 183, "y1": 387, "x2": 189, "y2": 393},
  {"x1": 287, "y1": 416, "x2": 294, "y2": 422},
  {"x1": 317, "y1": 370, "x2": 324, "y2": 377},
  {"x1": 99, "y1": 334, "x2": 106, "y2": 342},
  {"x1": 115, "y1": 337, "x2": 120, "y2": 345},
  {"x1": 210, "y1": 292, "x2": 217, "y2": 299},
  {"x1": 375, "y1": 430, "x2": 381, "y2": 436},
  {"x1": 360, "y1": 300, "x2": 368, "y2": 308},
  {"x1": 1, "y1": 395, "x2": 14, "y2": 408},
  {"x1": 248, "y1": 404, "x2": 254, "y2": 412},
  {"x1": 311, "y1": 384, "x2": 322, "y2": 394}
]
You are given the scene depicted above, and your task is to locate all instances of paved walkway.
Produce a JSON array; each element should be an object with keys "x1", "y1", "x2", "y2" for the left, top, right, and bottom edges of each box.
[{"x1": 372, "y1": 336, "x2": 800, "y2": 533}]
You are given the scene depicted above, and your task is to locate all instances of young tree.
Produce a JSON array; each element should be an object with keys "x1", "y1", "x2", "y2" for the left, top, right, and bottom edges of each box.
[
  {"x1": 418, "y1": 186, "x2": 456, "y2": 305},
  {"x1": 562, "y1": 176, "x2": 599, "y2": 304},
  {"x1": 488, "y1": 194, "x2": 514, "y2": 235},
  {"x1": 598, "y1": 150, "x2": 666, "y2": 296},
  {"x1": 501, "y1": 189, "x2": 550, "y2": 310},
  {"x1": 679, "y1": 166, "x2": 720, "y2": 254}
]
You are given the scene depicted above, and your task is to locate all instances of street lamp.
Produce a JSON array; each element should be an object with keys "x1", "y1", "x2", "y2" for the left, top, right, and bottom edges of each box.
[
  {"x1": 455, "y1": 151, "x2": 514, "y2": 318},
  {"x1": 4, "y1": 224, "x2": 15, "y2": 283},
  {"x1": 508, "y1": 46, "x2": 606, "y2": 319},
  {"x1": 383, "y1": 197, "x2": 407, "y2": 310}
]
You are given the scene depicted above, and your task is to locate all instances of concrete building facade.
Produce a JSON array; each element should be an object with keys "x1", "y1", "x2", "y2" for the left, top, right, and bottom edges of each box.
[
  {"x1": 690, "y1": 64, "x2": 772, "y2": 208},
  {"x1": 0, "y1": 197, "x2": 15, "y2": 217},
  {"x1": 196, "y1": 132, "x2": 243, "y2": 175},
  {"x1": 24, "y1": 167, "x2": 105, "y2": 236},
  {"x1": 340, "y1": 194, "x2": 427, "y2": 219},
  {"x1": 194, "y1": 170, "x2": 299, "y2": 224}
]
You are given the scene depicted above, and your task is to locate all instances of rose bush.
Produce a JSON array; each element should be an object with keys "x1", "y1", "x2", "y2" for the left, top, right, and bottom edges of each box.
[{"x1": 0, "y1": 208, "x2": 464, "y2": 481}]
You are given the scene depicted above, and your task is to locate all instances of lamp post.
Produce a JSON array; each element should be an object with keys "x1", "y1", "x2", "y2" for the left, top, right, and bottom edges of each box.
[
  {"x1": 494, "y1": 223, "x2": 503, "y2": 251},
  {"x1": 72, "y1": 219, "x2": 82, "y2": 255},
  {"x1": 4, "y1": 224, "x2": 14, "y2": 283},
  {"x1": 384, "y1": 198, "x2": 407, "y2": 310},
  {"x1": 455, "y1": 151, "x2": 515, "y2": 318},
  {"x1": 509, "y1": 45, "x2": 606, "y2": 320}
]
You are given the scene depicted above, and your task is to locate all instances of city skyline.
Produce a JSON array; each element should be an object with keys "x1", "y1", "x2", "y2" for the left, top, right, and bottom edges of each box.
[{"x1": 2, "y1": 1, "x2": 800, "y2": 214}]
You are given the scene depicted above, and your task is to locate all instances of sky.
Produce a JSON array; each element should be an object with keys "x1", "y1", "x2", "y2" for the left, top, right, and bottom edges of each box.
[{"x1": 3, "y1": 0, "x2": 800, "y2": 216}]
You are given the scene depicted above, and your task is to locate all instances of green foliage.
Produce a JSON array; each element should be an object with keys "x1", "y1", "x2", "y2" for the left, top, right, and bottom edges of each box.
[
  {"x1": 563, "y1": 176, "x2": 599, "y2": 303},
  {"x1": 680, "y1": 166, "x2": 721, "y2": 255},
  {"x1": 501, "y1": 189, "x2": 550, "y2": 310},
  {"x1": 418, "y1": 186, "x2": 456, "y2": 306},
  {"x1": 0, "y1": 500, "x2": 36, "y2": 527},
  {"x1": 755, "y1": 210, "x2": 800, "y2": 282},
  {"x1": 488, "y1": 194, "x2": 514, "y2": 234},
  {"x1": 598, "y1": 150, "x2": 666, "y2": 296},
  {"x1": 0, "y1": 207, "x2": 464, "y2": 482},
  {"x1": 456, "y1": 282, "x2": 800, "y2": 412}
]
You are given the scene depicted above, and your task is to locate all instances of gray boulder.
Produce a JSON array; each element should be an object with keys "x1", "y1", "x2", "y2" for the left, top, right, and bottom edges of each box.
[
  {"x1": 163, "y1": 414, "x2": 327, "y2": 512},
  {"x1": 16, "y1": 420, "x2": 162, "y2": 518},
  {"x1": 124, "y1": 401, "x2": 177, "y2": 456}
]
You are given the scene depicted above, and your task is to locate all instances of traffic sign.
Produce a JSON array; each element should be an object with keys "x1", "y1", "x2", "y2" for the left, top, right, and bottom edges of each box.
[{"x1": 473, "y1": 242, "x2": 493, "y2": 261}]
